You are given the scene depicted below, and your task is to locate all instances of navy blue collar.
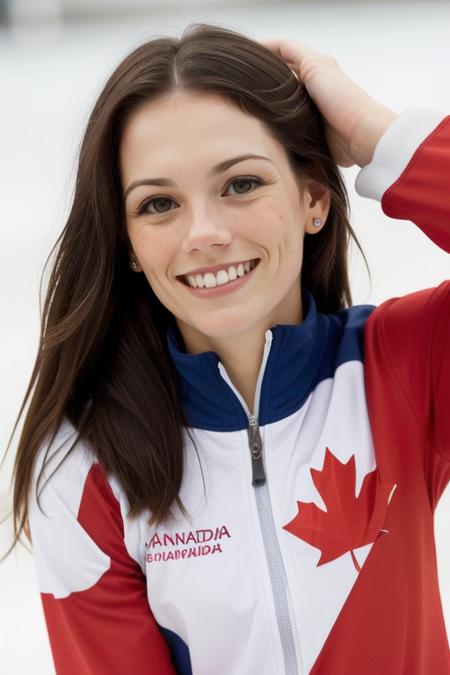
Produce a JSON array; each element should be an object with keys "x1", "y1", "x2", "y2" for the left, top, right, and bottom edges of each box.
[{"x1": 166, "y1": 289, "x2": 375, "y2": 431}]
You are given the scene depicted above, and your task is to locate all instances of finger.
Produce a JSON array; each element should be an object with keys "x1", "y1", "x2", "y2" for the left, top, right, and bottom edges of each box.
[{"x1": 260, "y1": 38, "x2": 320, "y2": 66}]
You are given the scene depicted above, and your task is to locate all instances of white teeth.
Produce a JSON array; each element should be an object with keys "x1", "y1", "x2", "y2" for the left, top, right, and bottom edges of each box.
[
  {"x1": 228, "y1": 266, "x2": 237, "y2": 281},
  {"x1": 216, "y1": 270, "x2": 229, "y2": 286},
  {"x1": 203, "y1": 272, "x2": 217, "y2": 288},
  {"x1": 184, "y1": 259, "x2": 258, "y2": 288}
]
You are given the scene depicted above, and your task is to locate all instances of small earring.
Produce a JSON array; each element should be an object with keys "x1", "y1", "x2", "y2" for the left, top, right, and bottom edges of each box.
[
  {"x1": 130, "y1": 259, "x2": 139, "y2": 271},
  {"x1": 312, "y1": 217, "x2": 322, "y2": 228}
]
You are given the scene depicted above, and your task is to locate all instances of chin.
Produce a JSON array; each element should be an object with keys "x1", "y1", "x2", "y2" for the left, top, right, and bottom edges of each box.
[{"x1": 190, "y1": 309, "x2": 262, "y2": 340}]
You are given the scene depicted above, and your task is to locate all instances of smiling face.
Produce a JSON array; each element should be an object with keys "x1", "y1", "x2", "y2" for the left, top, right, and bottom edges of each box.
[{"x1": 121, "y1": 90, "x2": 330, "y2": 353}]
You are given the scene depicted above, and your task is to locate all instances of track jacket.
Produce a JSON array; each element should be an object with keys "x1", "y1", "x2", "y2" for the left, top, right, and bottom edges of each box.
[{"x1": 28, "y1": 107, "x2": 450, "y2": 675}]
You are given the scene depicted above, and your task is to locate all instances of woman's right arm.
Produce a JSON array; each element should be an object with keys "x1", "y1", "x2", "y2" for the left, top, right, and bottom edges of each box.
[{"x1": 28, "y1": 421, "x2": 176, "y2": 675}]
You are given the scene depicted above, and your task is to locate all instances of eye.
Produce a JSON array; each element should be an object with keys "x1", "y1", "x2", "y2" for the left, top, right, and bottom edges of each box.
[
  {"x1": 136, "y1": 195, "x2": 176, "y2": 216},
  {"x1": 225, "y1": 176, "x2": 263, "y2": 196},
  {"x1": 134, "y1": 175, "x2": 264, "y2": 216}
]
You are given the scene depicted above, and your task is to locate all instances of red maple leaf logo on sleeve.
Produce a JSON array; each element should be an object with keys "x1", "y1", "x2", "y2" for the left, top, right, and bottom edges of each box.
[{"x1": 283, "y1": 447, "x2": 397, "y2": 572}]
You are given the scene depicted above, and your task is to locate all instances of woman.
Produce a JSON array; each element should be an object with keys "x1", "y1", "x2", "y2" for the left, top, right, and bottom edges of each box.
[{"x1": 5, "y1": 22, "x2": 449, "y2": 675}]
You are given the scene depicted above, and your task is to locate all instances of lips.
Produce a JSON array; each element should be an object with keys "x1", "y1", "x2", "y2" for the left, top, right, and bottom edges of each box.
[
  {"x1": 179, "y1": 257, "x2": 260, "y2": 297},
  {"x1": 177, "y1": 258, "x2": 261, "y2": 286}
]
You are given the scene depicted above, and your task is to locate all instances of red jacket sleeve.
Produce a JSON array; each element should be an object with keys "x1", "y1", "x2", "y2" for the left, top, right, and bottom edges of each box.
[
  {"x1": 356, "y1": 108, "x2": 450, "y2": 509},
  {"x1": 28, "y1": 421, "x2": 176, "y2": 675}
]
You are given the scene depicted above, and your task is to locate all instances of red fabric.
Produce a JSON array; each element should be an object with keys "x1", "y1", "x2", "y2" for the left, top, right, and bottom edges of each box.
[
  {"x1": 310, "y1": 116, "x2": 450, "y2": 674},
  {"x1": 41, "y1": 464, "x2": 176, "y2": 675}
]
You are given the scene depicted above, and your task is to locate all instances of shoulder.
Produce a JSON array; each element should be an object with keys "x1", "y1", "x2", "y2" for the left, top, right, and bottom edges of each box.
[
  {"x1": 29, "y1": 418, "x2": 149, "y2": 590},
  {"x1": 362, "y1": 281, "x2": 450, "y2": 367},
  {"x1": 30, "y1": 417, "x2": 98, "y2": 511},
  {"x1": 324, "y1": 301, "x2": 377, "y2": 367}
]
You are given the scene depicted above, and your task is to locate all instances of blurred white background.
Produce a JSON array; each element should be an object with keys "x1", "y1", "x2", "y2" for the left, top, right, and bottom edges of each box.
[{"x1": 1, "y1": 1, "x2": 449, "y2": 673}]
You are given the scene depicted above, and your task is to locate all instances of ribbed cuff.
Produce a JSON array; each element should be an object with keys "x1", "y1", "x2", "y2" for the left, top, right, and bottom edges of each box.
[{"x1": 354, "y1": 107, "x2": 448, "y2": 202}]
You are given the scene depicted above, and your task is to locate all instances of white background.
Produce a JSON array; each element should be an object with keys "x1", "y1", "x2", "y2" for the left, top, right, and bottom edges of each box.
[{"x1": 1, "y1": 1, "x2": 449, "y2": 673}]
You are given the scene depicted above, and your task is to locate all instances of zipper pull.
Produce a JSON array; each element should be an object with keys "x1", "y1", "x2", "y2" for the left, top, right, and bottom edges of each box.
[{"x1": 247, "y1": 414, "x2": 266, "y2": 486}]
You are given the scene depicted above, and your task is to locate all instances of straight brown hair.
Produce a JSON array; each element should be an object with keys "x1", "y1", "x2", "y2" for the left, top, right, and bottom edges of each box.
[{"x1": 2, "y1": 22, "x2": 370, "y2": 560}]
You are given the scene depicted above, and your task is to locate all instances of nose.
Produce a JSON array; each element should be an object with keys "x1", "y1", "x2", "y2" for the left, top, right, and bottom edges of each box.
[{"x1": 180, "y1": 207, "x2": 233, "y2": 254}]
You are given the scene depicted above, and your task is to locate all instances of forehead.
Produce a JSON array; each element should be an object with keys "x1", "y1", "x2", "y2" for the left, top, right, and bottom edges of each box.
[{"x1": 119, "y1": 91, "x2": 284, "y2": 178}]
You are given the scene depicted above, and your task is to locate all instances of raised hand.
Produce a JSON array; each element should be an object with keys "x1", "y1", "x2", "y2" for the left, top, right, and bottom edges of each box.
[{"x1": 261, "y1": 39, "x2": 398, "y2": 168}]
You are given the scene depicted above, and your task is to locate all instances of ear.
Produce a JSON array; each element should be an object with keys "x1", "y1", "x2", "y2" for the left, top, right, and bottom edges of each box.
[
  {"x1": 128, "y1": 249, "x2": 142, "y2": 272},
  {"x1": 300, "y1": 180, "x2": 331, "y2": 235}
]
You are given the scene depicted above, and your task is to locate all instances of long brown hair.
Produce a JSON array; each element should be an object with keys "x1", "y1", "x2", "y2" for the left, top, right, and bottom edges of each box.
[{"x1": 2, "y1": 22, "x2": 370, "y2": 560}]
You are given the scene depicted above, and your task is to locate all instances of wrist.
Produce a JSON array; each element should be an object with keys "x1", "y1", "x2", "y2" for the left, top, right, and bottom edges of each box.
[{"x1": 350, "y1": 106, "x2": 399, "y2": 167}]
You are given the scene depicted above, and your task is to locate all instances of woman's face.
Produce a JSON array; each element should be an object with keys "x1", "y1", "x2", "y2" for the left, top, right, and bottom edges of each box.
[{"x1": 121, "y1": 91, "x2": 329, "y2": 347}]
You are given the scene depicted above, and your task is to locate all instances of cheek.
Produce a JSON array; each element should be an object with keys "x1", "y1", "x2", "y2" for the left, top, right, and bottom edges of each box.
[
  {"x1": 243, "y1": 201, "x2": 283, "y2": 245},
  {"x1": 132, "y1": 229, "x2": 174, "y2": 275},
  {"x1": 253, "y1": 196, "x2": 299, "y2": 234},
  {"x1": 253, "y1": 207, "x2": 303, "y2": 257}
]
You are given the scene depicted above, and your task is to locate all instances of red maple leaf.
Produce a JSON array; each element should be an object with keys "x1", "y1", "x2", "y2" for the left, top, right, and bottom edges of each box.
[{"x1": 283, "y1": 447, "x2": 397, "y2": 572}]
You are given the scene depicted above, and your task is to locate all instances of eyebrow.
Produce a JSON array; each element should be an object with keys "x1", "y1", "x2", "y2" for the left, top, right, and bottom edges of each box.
[{"x1": 123, "y1": 153, "x2": 272, "y2": 200}]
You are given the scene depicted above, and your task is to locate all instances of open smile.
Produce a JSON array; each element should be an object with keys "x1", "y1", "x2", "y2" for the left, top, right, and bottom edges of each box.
[{"x1": 177, "y1": 259, "x2": 261, "y2": 298}]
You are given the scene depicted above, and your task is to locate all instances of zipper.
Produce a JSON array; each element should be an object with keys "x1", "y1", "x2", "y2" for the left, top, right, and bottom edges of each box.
[
  {"x1": 218, "y1": 330, "x2": 300, "y2": 675},
  {"x1": 248, "y1": 413, "x2": 265, "y2": 486}
]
